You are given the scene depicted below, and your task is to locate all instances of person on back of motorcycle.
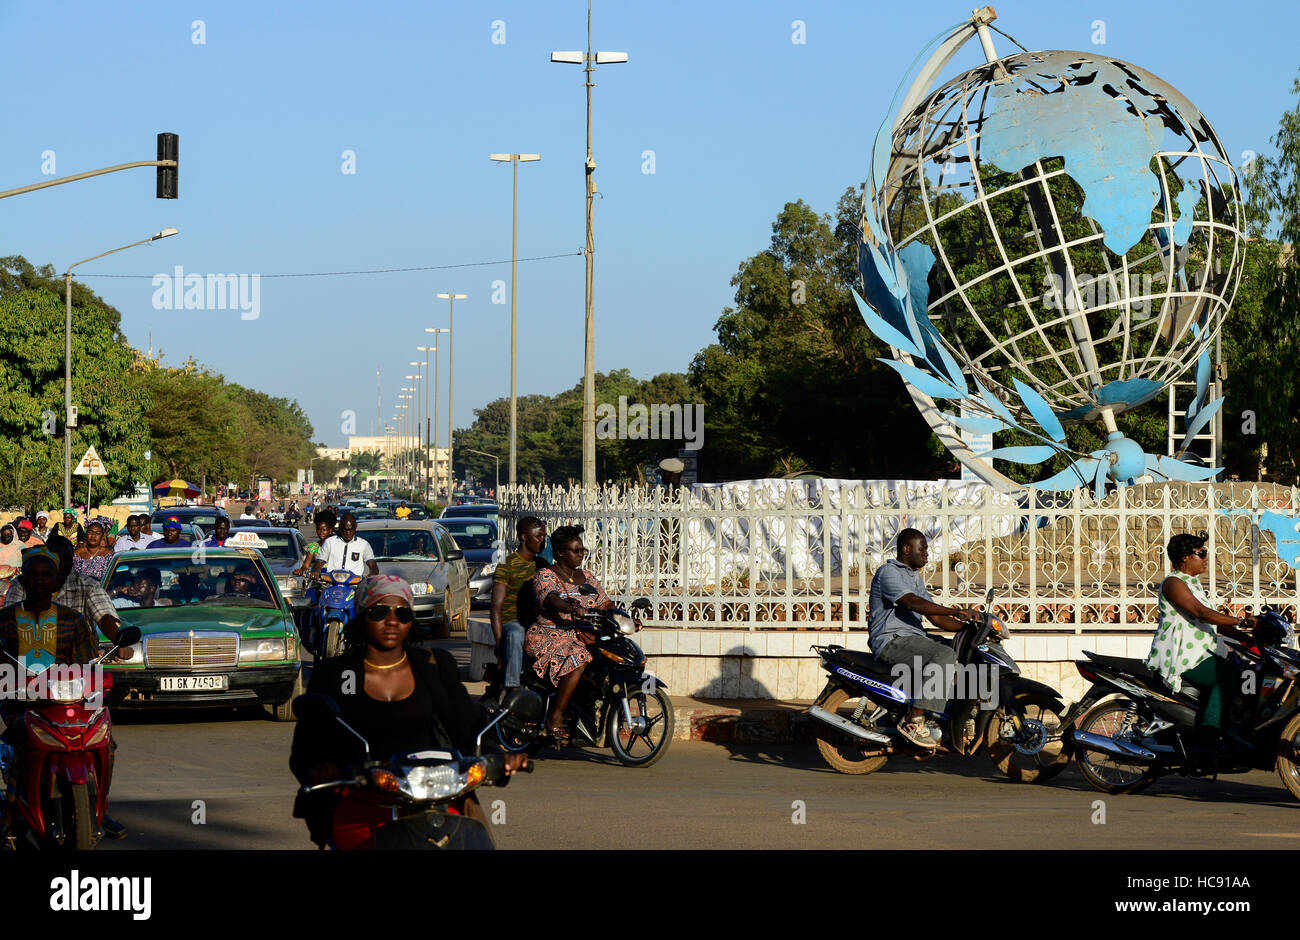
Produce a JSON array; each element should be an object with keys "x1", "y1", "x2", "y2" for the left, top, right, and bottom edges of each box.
[
  {"x1": 288, "y1": 574, "x2": 527, "y2": 847},
  {"x1": 0, "y1": 547, "x2": 126, "y2": 843},
  {"x1": 867, "y1": 528, "x2": 983, "y2": 750},
  {"x1": 1145, "y1": 532, "x2": 1256, "y2": 769},
  {"x1": 524, "y1": 525, "x2": 613, "y2": 745},
  {"x1": 295, "y1": 510, "x2": 336, "y2": 576},
  {"x1": 489, "y1": 517, "x2": 547, "y2": 694},
  {"x1": 311, "y1": 512, "x2": 378, "y2": 579}
]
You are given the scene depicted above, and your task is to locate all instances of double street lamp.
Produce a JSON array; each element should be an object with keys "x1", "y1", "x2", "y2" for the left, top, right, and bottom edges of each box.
[
  {"x1": 63, "y1": 227, "x2": 178, "y2": 506},
  {"x1": 435, "y1": 293, "x2": 466, "y2": 501},
  {"x1": 423, "y1": 328, "x2": 449, "y2": 500},
  {"x1": 553, "y1": 6, "x2": 627, "y2": 488},
  {"x1": 464, "y1": 447, "x2": 501, "y2": 497},
  {"x1": 489, "y1": 153, "x2": 540, "y2": 487}
]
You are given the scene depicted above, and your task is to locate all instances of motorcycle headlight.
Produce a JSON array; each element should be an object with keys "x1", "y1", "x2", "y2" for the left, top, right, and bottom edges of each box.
[
  {"x1": 48, "y1": 677, "x2": 86, "y2": 703},
  {"x1": 239, "y1": 639, "x2": 290, "y2": 662},
  {"x1": 397, "y1": 761, "x2": 483, "y2": 800},
  {"x1": 613, "y1": 613, "x2": 636, "y2": 636}
]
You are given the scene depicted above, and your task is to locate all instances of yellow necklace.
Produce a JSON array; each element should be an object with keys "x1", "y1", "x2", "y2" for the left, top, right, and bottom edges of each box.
[{"x1": 364, "y1": 652, "x2": 408, "y2": 670}]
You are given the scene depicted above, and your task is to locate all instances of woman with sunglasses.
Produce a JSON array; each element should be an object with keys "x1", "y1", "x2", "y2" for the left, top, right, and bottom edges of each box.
[
  {"x1": 1145, "y1": 532, "x2": 1257, "y2": 767},
  {"x1": 289, "y1": 574, "x2": 526, "y2": 847},
  {"x1": 525, "y1": 525, "x2": 614, "y2": 744}
]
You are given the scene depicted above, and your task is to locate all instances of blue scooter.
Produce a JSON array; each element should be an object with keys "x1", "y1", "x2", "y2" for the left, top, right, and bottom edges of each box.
[{"x1": 304, "y1": 569, "x2": 362, "y2": 659}]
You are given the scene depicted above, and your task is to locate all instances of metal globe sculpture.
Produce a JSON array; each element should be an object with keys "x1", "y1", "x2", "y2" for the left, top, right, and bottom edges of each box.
[{"x1": 855, "y1": 10, "x2": 1244, "y2": 493}]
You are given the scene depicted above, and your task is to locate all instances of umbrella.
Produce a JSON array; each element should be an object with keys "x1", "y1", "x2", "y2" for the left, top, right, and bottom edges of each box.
[{"x1": 153, "y1": 478, "x2": 201, "y2": 499}]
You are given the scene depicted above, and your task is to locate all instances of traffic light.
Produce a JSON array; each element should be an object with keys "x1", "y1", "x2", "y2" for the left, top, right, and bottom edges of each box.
[{"x1": 156, "y1": 132, "x2": 178, "y2": 199}]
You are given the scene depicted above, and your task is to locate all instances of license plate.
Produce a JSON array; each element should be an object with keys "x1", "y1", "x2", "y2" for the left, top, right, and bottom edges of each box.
[{"x1": 159, "y1": 675, "x2": 228, "y2": 691}]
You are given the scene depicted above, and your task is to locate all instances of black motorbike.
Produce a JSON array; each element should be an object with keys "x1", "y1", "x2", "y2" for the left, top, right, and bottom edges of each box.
[
  {"x1": 292, "y1": 688, "x2": 540, "y2": 849},
  {"x1": 1063, "y1": 607, "x2": 1300, "y2": 796},
  {"x1": 806, "y1": 589, "x2": 1070, "y2": 782},
  {"x1": 486, "y1": 590, "x2": 674, "y2": 767}
]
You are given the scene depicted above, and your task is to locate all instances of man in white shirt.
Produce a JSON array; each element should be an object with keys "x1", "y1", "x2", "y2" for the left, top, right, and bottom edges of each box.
[
  {"x1": 238, "y1": 504, "x2": 257, "y2": 520},
  {"x1": 311, "y1": 512, "x2": 378, "y2": 578},
  {"x1": 112, "y1": 515, "x2": 160, "y2": 553}
]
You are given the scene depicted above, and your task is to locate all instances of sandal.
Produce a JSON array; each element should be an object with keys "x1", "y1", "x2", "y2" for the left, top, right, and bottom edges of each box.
[{"x1": 545, "y1": 721, "x2": 571, "y2": 746}]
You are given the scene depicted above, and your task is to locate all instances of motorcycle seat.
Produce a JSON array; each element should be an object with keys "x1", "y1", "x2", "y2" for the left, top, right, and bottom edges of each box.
[
  {"x1": 1083, "y1": 652, "x2": 1202, "y2": 703},
  {"x1": 822, "y1": 645, "x2": 893, "y2": 676}
]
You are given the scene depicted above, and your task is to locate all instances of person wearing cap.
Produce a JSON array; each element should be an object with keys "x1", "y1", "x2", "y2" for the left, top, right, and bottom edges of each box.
[
  {"x1": 159, "y1": 517, "x2": 192, "y2": 547},
  {"x1": 113, "y1": 515, "x2": 160, "y2": 553},
  {"x1": 50, "y1": 509, "x2": 85, "y2": 547},
  {"x1": 32, "y1": 512, "x2": 51, "y2": 541},
  {"x1": 658, "y1": 457, "x2": 685, "y2": 487},
  {"x1": 288, "y1": 574, "x2": 527, "y2": 847},
  {"x1": 14, "y1": 519, "x2": 43, "y2": 548}
]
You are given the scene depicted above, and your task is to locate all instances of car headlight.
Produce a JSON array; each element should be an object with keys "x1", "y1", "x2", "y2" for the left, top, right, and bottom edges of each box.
[
  {"x1": 478, "y1": 562, "x2": 497, "y2": 579},
  {"x1": 239, "y1": 638, "x2": 290, "y2": 662},
  {"x1": 411, "y1": 583, "x2": 433, "y2": 596},
  {"x1": 277, "y1": 575, "x2": 301, "y2": 595}
]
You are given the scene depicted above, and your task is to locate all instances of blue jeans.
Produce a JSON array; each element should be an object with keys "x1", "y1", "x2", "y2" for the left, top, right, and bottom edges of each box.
[{"x1": 500, "y1": 621, "x2": 526, "y2": 688}]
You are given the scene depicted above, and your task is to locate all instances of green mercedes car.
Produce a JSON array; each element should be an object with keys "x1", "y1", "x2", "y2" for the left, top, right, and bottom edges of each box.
[{"x1": 98, "y1": 545, "x2": 304, "y2": 721}]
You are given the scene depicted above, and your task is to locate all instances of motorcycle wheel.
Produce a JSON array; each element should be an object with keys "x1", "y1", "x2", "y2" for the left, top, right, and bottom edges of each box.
[
  {"x1": 812, "y1": 687, "x2": 889, "y2": 775},
  {"x1": 607, "y1": 686, "x2": 674, "y2": 767},
  {"x1": 64, "y1": 780, "x2": 95, "y2": 850},
  {"x1": 1274, "y1": 712, "x2": 1300, "y2": 801},
  {"x1": 322, "y1": 619, "x2": 345, "y2": 659},
  {"x1": 1072, "y1": 700, "x2": 1159, "y2": 794},
  {"x1": 495, "y1": 712, "x2": 536, "y2": 753},
  {"x1": 985, "y1": 695, "x2": 1069, "y2": 784}
]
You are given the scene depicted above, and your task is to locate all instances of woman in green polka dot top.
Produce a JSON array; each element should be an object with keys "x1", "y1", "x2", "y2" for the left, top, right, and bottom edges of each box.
[{"x1": 1144, "y1": 532, "x2": 1256, "y2": 765}]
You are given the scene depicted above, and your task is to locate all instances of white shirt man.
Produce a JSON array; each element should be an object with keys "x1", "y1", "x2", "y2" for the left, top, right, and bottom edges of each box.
[
  {"x1": 112, "y1": 532, "x2": 159, "y2": 552},
  {"x1": 317, "y1": 534, "x2": 376, "y2": 578}
]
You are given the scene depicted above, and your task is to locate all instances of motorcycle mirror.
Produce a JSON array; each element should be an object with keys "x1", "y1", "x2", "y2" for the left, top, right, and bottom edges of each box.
[
  {"x1": 502, "y1": 687, "x2": 545, "y2": 724},
  {"x1": 292, "y1": 692, "x2": 341, "y2": 722},
  {"x1": 578, "y1": 583, "x2": 599, "y2": 596},
  {"x1": 630, "y1": 597, "x2": 651, "y2": 611},
  {"x1": 116, "y1": 626, "x2": 142, "y2": 648},
  {"x1": 984, "y1": 588, "x2": 995, "y2": 608}
]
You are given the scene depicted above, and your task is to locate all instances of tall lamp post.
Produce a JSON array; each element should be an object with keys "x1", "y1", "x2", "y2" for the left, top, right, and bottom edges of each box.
[
  {"x1": 64, "y1": 227, "x2": 178, "y2": 506},
  {"x1": 464, "y1": 448, "x2": 501, "y2": 497},
  {"x1": 417, "y1": 343, "x2": 439, "y2": 503},
  {"x1": 405, "y1": 374, "x2": 421, "y2": 493},
  {"x1": 144, "y1": 449, "x2": 153, "y2": 515},
  {"x1": 436, "y1": 293, "x2": 465, "y2": 502},
  {"x1": 424, "y1": 329, "x2": 448, "y2": 501},
  {"x1": 409, "y1": 362, "x2": 425, "y2": 495},
  {"x1": 553, "y1": 4, "x2": 626, "y2": 488},
  {"x1": 489, "y1": 152, "x2": 540, "y2": 487}
]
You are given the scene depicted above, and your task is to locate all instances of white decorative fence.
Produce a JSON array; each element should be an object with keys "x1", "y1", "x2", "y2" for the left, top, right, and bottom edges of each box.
[{"x1": 499, "y1": 480, "x2": 1300, "y2": 633}]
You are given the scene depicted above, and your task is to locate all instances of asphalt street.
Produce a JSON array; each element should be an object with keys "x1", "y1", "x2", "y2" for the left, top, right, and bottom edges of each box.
[{"x1": 100, "y1": 706, "x2": 1300, "y2": 851}]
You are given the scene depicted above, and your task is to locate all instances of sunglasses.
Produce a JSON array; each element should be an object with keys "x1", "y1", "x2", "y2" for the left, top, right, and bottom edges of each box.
[
  {"x1": 365, "y1": 603, "x2": 414, "y2": 623},
  {"x1": 1191, "y1": 549, "x2": 1209, "y2": 559},
  {"x1": 560, "y1": 546, "x2": 587, "y2": 555}
]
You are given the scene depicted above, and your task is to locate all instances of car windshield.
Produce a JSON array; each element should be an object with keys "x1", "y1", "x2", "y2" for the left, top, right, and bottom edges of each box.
[
  {"x1": 153, "y1": 511, "x2": 222, "y2": 528},
  {"x1": 441, "y1": 522, "x2": 497, "y2": 550},
  {"x1": 106, "y1": 555, "x2": 278, "y2": 609},
  {"x1": 368, "y1": 529, "x2": 441, "y2": 560},
  {"x1": 228, "y1": 530, "x2": 298, "y2": 560},
  {"x1": 444, "y1": 505, "x2": 497, "y2": 518}
]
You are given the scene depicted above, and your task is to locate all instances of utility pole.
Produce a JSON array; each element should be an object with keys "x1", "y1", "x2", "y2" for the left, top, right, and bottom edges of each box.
[{"x1": 552, "y1": 2, "x2": 626, "y2": 488}]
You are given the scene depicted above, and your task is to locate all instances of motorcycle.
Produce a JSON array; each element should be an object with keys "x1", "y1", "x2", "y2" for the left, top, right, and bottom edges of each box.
[
  {"x1": 0, "y1": 627, "x2": 142, "y2": 850},
  {"x1": 292, "y1": 687, "x2": 540, "y2": 849},
  {"x1": 805, "y1": 589, "x2": 1069, "y2": 782},
  {"x1": 486, "y1": 591, "x2": 674, "y2": 767},
  {"x1": 303, "y1": 569, "x2": 362, "y2": 658},
  {"x1": 1064, "y1": 606, "x2": 1300, "y2": 796}
]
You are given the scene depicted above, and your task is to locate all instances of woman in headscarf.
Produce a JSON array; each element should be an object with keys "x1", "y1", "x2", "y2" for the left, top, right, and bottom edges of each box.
[
  {"x1": 72, "y1": 520, "x2": 114, "y2": 581},
  {"x1": 289, "y1": 574, "x2": 526, "y2": 848},
  {"x1": 32, "y1": 511, "x2": 52, "y2": 541},
  {"x1": 0, "y1": 524, "x2": 22, "y2": 591}
]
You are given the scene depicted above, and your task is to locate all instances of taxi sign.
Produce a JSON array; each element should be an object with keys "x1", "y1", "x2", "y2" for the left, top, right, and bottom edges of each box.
[{"x1": 225, "y1": 531, "x2": 269, "y2": 550}]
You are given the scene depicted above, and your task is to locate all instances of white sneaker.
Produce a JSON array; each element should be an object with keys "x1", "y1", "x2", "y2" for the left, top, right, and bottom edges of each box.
[{"x1": 897, "y1": 715, "x2": 938, "y2": 749}]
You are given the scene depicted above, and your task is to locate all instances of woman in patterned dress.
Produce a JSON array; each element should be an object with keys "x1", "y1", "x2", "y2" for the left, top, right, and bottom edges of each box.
[
  {"x1": 71, "y1": 520, "x2": 114, "y2": 582},
  {"x1": 525, "y1": 525, "x2": 613, "y2": 743},
  {"x1": 1144, "y1": 532, "x2": 1256, "y2": 766}
]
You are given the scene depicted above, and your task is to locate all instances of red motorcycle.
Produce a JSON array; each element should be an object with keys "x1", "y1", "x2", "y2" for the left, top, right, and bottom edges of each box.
[{"x1": 0, "y1": 627, "x2": 140, "y2": 850}]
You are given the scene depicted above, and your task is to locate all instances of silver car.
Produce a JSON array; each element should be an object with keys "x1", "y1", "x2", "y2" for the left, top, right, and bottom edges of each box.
[{"x1": 355, "y1": 520, "x2": 471, "y2": 638}]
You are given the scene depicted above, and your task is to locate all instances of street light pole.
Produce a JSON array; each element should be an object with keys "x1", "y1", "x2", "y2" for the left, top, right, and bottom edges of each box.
[
  {"x1": 489, "y1": 153, "x2": 541, "y2": 488},
  {"x1": 64, "y1": 227, "x2": 178, "y2": 506},
  {"x1": 436, "y1": 294, "x2": 465, "y2": 502},
  {"x1": 424, "y1": 329, "x2": 448, "y2": 501},
  {"x1": 408, "y1": 365, "x2": 423, "y2": 494},
  {"x1": 553, "y1": 4, "x2": 626, "y2": 489}
]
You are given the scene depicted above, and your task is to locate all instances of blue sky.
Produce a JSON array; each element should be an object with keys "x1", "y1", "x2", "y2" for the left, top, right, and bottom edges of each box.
[{"x1": 3, "y1": 0, "x2": 1296, "y2": 447}]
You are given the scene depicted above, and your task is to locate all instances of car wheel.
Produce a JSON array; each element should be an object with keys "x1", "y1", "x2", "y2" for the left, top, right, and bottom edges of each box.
[
  {"x1": 433, "y1": 590, "x2": 452, "y2": 640},
  {"x1": 267, "y1": 668, "x2": 303, "y2": 722}
]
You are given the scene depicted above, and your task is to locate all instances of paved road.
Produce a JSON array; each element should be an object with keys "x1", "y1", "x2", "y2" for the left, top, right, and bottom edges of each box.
[{"x1": 101, "y1": 706, "x2": 1300, "y2": 850}]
